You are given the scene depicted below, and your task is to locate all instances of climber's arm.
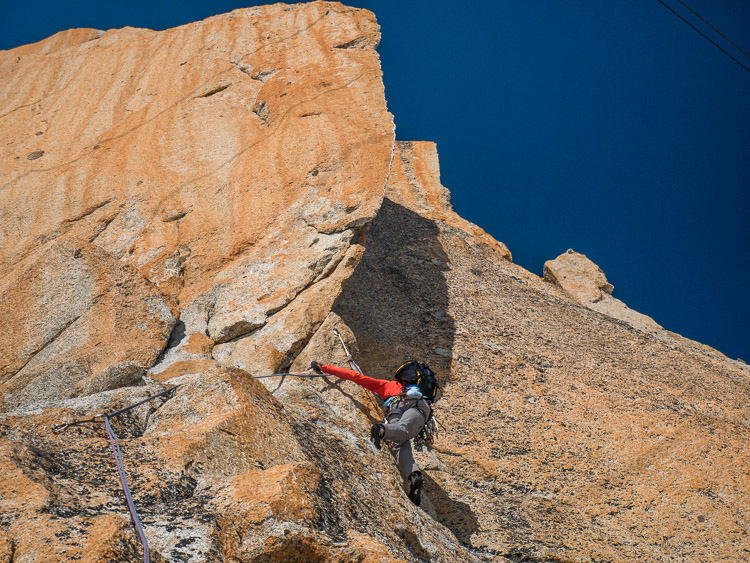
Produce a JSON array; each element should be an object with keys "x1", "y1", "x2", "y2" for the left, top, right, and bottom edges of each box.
[{"x1": 319, "y1": 364, "x2": 402, "y2": 400}]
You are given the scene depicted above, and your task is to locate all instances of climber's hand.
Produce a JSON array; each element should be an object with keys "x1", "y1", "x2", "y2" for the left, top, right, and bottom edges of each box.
[{"x1": 309, "y1": 361, "x2": 323, "y2": 374}]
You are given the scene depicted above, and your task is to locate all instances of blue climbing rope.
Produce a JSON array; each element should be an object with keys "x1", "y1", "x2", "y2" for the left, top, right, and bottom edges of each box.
[
  {"x1": 105, "y1": 415, "x2": 150, "y2": 563},
  {"x1": 49, "y1": 365, "x2": 344, "y2": 559},
  {"x1": 52, "y1": 385, "x2": 178, "y2": 562}
]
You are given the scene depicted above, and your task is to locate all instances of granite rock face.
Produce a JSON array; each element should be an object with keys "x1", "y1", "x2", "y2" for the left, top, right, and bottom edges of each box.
[
  {"x1": 368, "y1": 143, "x2": 750, "y2": 561},
  {"x1": 1, "y1": 0, "x2": 393, "y2": 383},
  {"x1": 1, "y1": 3, "x2": 749, "y2": 562},
  {"x1": 0, "y1": 239, "x2": 176, "y2": 412}
]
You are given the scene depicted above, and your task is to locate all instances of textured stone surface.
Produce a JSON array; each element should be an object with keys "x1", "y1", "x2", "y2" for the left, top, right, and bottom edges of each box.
[
  {"x1": 0, "y1": 0, "x2": 394, "y2": 372},
  {"x1": 0, "y1": 365, "x2": 475, "y2": 562},
  {"x1": 1, "y1": 3, "x2": 749, "y2": 563},
  {"x1": 332, "y1": 140, "x2": 750, "y2": 561},
  {"x1": 0, "y1": 238, "x2": 176, "y2": 411}
]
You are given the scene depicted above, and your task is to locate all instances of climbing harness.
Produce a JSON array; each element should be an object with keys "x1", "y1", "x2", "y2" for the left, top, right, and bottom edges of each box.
[
  {"x1": 384, "y1": 395, "x2": 430, "y2": 422},
  {"x1": 51, "y1": 384, "x2": 179, "y2": 563},
  {"x1": 330, "y1": 329, "x2": 443, "y2": 452}
]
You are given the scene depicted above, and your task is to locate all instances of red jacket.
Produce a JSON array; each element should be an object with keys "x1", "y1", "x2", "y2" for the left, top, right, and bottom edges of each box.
[{"x1": 321, "y1": 365, "x2": 403, "y2": 400}]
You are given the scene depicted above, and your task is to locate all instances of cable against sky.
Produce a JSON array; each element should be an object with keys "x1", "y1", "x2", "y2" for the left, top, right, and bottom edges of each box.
[
  {"x1": 656, "y1": 0, "x2": 750, "y2": 73},
  {"x1": 676, "y1": 0, "x2": 750, "y2": 60}
]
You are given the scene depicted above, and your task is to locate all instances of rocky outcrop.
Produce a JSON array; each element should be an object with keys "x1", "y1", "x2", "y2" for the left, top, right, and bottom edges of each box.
[
  {"x1": 375, "y1": 144, "x2": 750, "y2": 561},
  {"x1": 1, "y1": 3, "x2": 749, "y2": 562},
  {"x1": 543, "y1": 248, "x2": 662, "y2": 333}
]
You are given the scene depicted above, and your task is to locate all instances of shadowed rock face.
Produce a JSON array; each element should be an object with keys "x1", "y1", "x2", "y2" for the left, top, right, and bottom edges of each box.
[
  {"x1": 333, "y1": 197, "x2": 455, "y2": 380},
  {"x1": 1, "y1": 4, "x2": 749, "y2": 563}
]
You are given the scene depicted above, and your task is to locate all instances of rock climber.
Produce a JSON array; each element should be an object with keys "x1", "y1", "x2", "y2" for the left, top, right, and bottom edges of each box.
[{"x1": 309, "y1": 360, "x2": 431, "y2": 506}]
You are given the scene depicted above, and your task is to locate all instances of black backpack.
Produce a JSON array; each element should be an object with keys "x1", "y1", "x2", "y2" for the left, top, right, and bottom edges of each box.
[{"x1": 394, "y1": 361, "x2": 440, "y2": 403}]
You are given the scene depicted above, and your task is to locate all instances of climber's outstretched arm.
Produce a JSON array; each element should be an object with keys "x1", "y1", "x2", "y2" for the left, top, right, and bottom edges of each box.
[{"x1": 318, "y1": 364, "x2": 402, "y2": 400}]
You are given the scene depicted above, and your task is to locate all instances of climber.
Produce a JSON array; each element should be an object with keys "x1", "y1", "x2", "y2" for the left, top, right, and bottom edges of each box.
[{"x1": 309, "y1": 360, "x2": 438, "y2": 506}]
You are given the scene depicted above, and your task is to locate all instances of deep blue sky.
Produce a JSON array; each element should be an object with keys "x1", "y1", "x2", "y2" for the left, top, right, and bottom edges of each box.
[{"x1": 3, "y1": 1, "x2": 748, "y2": 361}]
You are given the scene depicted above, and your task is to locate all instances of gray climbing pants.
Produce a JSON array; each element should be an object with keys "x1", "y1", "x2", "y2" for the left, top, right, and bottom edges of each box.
[{"x1": 383, "y1": 398, "x2": 431, "y2": 481}]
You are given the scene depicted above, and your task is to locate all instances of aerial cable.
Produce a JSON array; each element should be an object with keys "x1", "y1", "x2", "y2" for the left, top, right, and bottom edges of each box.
[
  {"x1": 655, "y1": 0, "x2": 750, "y2": 74},
  {"x1": 675, "y1": 0, "x2": 750, "y2": 61}
]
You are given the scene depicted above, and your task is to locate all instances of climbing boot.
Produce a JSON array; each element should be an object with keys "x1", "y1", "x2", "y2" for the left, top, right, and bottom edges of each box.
[
  {"x1": 370, "y1": 423, "x2": 384, "y2": 450},
  {"x1": 408, "y1": 471, "x2": 423, "y2": 506}
]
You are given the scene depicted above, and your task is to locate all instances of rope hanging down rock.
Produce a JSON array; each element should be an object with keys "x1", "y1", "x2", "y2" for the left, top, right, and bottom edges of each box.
[
  {"x1": 51, "y1": 384, "x2": 179, "y2": 563},
  {"x1": 47, "y1": 331, "x2": 360, "y2": 559},
  {"x1": 104, "y1": 415, "x2": 150, "y2": 562}
]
